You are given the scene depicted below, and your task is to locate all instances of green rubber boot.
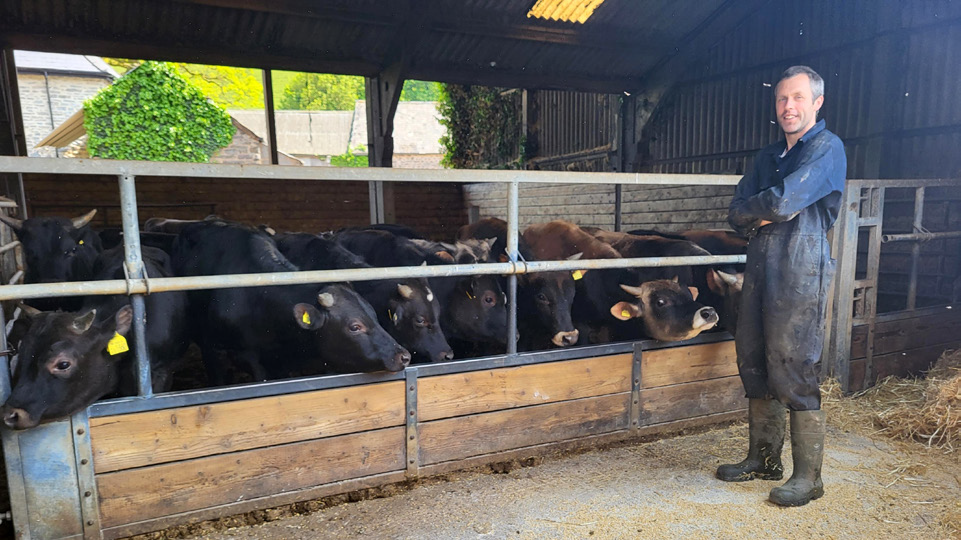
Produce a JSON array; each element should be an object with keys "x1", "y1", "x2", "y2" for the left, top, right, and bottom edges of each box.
[
  {"x1": 769, "y1": 410, "x2": 825, "y2": 507},
  {"x1": 716, "y1": 398, "x2": 786, "y2": 482}
]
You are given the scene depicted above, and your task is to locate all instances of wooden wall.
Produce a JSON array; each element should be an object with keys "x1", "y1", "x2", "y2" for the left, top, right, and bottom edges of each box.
[
  {"x1": 21, "y1": 173, "x2": 466, "y2": 239},
  {"x1": 88, "y1": 340, "x2": 743, "y2": 539}
]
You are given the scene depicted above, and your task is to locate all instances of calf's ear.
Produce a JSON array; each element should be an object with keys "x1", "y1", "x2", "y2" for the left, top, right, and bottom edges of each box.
[
  {"x1": 71, "y1": 310, "x2": 98, "y2": 335},
  {"x1": 113, "y1": 305, "x2": 133, "y2": 336},
  {"x1": 293, "y1": 303, "x2": 325, "y2": 330},
  {"x1": 610, "y1": 301, "x2": 641, "y2": 321}
]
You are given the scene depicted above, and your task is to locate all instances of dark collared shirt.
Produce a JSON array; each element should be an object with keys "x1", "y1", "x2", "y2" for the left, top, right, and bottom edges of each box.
[{"x1": 729, "y1": 119, "x2": 847, "y2": 237}]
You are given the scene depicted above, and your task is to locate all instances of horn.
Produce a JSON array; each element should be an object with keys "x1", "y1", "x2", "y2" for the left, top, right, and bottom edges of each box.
[
  {"x1": 317, "y1": 292, "x2": 335, "y2": 308},
  {"x1": 619, "y1": 284, "x2": 643, "y2": 297},
  {"x1": 0, "y1": 213, "x2": 23, "y2": 232},
  {"x1": 717, "y1": 270, "x2": 740, "y2": 286},
  {"x1": 71, "y1": 309, "x2": 97, "y2": 334},
  {"x1": 71, "y1": 209, "x2": 98, "y2": 229},
  {"x1": 397, "y1": 283, "x2": 414, "y2": 299},
  {"x1": 566, "y1": 252, "x2": 584, "y2": 261},
  {"x1": 17, "y1": 303, "x2": 41, "y2": 319}
]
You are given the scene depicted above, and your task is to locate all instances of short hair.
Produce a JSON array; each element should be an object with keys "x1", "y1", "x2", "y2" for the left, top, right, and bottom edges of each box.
[{"x1": 777, "y1": 65, "x2": 824, "y2": 100}]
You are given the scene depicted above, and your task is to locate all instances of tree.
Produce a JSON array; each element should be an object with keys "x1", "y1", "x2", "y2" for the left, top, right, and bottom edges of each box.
[
  {"x1": 279, "y1": 73, "x2": 364, "y2": 110},
  {"x1": 401, "y1": 80, "x2": 442, "y2": 101},
  {"x1": 84, "y1": 61, "x2": 235, "y2": 162},
  {"x1": 104, "y1": 59, "x2": 264, "y2": 109},
  {"x1": 330, "y1": 146, "x2": 368, "y2": 167}
]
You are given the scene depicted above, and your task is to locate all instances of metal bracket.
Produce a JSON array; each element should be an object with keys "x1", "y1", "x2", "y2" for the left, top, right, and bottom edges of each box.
[
  {"x1": 72, "y1": 410, "x2": 103, "y2": 540},
  {"x1": 405, "y1": 368, "x2": 419, "y2": 477},
  {"x1": 631, "y1": 342, "x2": 643, "y2": 428}
]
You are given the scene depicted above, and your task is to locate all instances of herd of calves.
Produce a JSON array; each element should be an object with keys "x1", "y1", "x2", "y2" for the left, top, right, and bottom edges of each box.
[{"x1": 0, "y1": 211, "x2": 746, "y2": 429}]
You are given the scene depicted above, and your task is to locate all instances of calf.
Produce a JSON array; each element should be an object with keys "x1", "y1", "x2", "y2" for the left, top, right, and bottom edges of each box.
[
  {"x1": 0, "y1": 210, "x2": 102, "y2": 310},
  {"x1": 459, "y1": 218, "x2": 582, "y2": 349},
  {"x1": 173, "y1": 220, "x2": 409, "y2": 382},
  {"x1": 1, "y1": 245, "x2": 190, "y2": 429},
  {"x1": 610, "y1": 278, "x2": 719, "y2": 342},
  {"x1": 275, "y1": 230, "x2": 452, "y2": 364}
]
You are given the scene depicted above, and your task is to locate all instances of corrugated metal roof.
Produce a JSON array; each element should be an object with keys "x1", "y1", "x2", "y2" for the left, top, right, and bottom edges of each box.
[{"x1": 0, "y1": 0, "x2": 739, "y2": 93}]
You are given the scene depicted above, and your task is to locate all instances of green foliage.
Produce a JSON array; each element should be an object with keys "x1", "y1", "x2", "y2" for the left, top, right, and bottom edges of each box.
[
  {"x1": 330, "y1": 146, "x2": 369, "y2": 167},
  {"x1": 103, "y1": 58, "x2": 140, "y2": 75},
  {"x1": 401, "y1": 80, "x2": 442, "y2": 101},
  {"x1": 279, "y1": 73, "x2": 364, "y2": 110},
  {"x1": 171, "y1": 63, "x2": 264, "y2": 109},
  {"x1": 83, "y1": 61, "x2": 236, "y2": 162},
  {"x1": 438, "y1": 84, "x2": 523, "y2": 169}
]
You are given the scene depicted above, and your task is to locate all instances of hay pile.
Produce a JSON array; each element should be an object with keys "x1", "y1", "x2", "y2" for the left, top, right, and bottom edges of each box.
[{"x1": 824, "y1": 349, "x2": 961, "y2": 452}]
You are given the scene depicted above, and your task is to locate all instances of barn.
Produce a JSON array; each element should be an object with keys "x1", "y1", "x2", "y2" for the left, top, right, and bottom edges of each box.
[{"x1": 0, "y1": 1, "x2": 959, "y2": 538}]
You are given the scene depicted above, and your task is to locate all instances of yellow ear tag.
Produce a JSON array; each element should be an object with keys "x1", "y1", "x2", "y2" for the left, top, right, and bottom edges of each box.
[
  {"x1": 106, "y1": 333, "x2": 129, "y2": 355},
  {"x1": 621, "y1": 310, "x2": 631, "y2": 318},
  {"x1": 78, "y1": 240, "x2": 84, "y2": 245},
  {"x1": 302, "y1": 311, "x2": 311, "y2": 325},
  {"x1": 572, "y1": 270, "x2": 584, "y2": 281},
  {"x1": 466, "y1": 290, "x2": 475, "y2": 300},
  {"x1": 388, "y1": 309, "x2": 397, "y2": 323}
]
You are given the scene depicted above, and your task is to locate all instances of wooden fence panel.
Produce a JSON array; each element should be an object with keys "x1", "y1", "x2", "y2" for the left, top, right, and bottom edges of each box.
[
  {"x1": 418, "y1": 354, "x2": 632, "y2": 421},
  {"x1": 639, "y1": 376, "x2": 745, "y2": 426},
  {"x1": 641, "y1": 341, "x2": 737, "y2": 388},
  {"x1": 90, "y1": 381, "x2": 405, "y2": 473},
  {"x1": 97, "y1": 427, "x2": 406, "y2": 528}
]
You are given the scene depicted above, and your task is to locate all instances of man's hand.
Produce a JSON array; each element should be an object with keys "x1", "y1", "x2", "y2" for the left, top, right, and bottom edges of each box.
[{"x1": 759, "y1": 220, "x2": 773, "y2": 227}]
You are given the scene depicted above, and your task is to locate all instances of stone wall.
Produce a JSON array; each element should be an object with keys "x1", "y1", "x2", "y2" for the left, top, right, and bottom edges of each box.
[
  {"x1": 210, "y1": 127, "x2": 265, "y2": 165},
  {"x1": 17, "y1": 73, "x2": 112, "y2": 157}
]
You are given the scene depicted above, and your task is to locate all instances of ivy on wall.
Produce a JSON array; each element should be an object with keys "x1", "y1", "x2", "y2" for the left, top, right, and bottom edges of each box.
[
  {"x1": 84, "y1": 61, "x2": 236, "y2": 162},
  {"x1": 438, "y1": 84, "x2": 524, "y2": 169}
]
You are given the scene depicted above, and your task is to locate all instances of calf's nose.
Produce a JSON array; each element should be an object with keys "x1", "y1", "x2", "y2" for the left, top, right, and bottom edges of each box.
[
  {"x1": 396, "y1": 350, "x2": 412, "y2": 368},
  {"x1": 696, "y1": 306, "x2": 719, "y2": 328},
  {"x1": 2, "y1": 407, "x2": 27, "y2": 429},
  {"x1": 436, "y1": 349, "x2": 454, "y2": 363}
]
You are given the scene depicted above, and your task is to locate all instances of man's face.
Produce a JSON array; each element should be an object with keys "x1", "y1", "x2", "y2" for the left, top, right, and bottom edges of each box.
[{"x1": 775, "y1": 73, "x2": 824, "y2": 137}]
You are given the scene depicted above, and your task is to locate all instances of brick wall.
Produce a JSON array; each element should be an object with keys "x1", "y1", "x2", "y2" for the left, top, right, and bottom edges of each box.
[
  {"x1": 17, "y1": 73, "x2": 112, "y2": 157},
  {"x1": 392, "y1": 154, "x2": 443, "y2": 170}
]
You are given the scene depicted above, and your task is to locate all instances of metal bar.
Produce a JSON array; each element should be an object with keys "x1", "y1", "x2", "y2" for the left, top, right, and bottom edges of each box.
[
  {"x1": 405, "y1": 368, "x2": 418, "y2": 477},
  {"x1": 0, "y1": 299, "x2": 10, "y2": 404},
  {"x1": 89, "y1": 335, "x2": 730, "y2": 418},
  {"x1": 614, "y1": 184, "x2": 623, "y2": 231},
  {"x1": 881, "y1": 230, "x2": 961, "y2": 243},
  {"x1": 0, "y1": 156, "x2": 743, "y2": 186},
  {"x1": 70, "y1": 410, "x2": 102, "y2": 539},
  {"x1": 630, "y1": 342, "x2": 642, "y2": 429},
  {"x1": 0, "y1": 239, "x2": 19, "y2": 254},
  {"x1": 262, "y1": 69, "x2": 279, "y2": 166},
  {"x1": 907, "y1": 187, "x2": 925, "y2": 310},
  {"x1": 506, "y1": 180, "x2": 520, "y2": 355},
  {"x1": 0, "y1": 254, "x2": 747, "y2": 302},
  {"x1": 118, "y1": 174, "x2": 152, "y2": 397}
]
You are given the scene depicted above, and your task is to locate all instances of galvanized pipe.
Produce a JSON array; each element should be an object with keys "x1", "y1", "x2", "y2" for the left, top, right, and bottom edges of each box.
[
  {"x1": 0, "y1": 156, "x2": 742, "y2": 187},
  {"x1": 506, "y1": 180, "x2": 520, "y2": 354},
  {"x1": 0, "y1": 305, "x2": 10, "y2": 404},
  {"x1": 118, "y1": 174, "x2": 152, "y2": 397},
  {"x1": 0, "y1": 255, "x2": 747, "y2": 302},
  {"x1": 881, "y1": 230, "x2": 961, "y2": 243},
  {"x1": 907, "y1": 187, "x2": 925, "y2": 310}
]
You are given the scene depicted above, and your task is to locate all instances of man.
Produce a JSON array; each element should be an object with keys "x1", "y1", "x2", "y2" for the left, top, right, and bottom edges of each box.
[{"x1": 717, "y1": 66, "x2": 846, "y2": 507}]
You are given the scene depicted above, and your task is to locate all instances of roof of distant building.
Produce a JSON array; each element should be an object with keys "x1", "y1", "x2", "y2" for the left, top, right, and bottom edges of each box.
[
  {"x1": 14, "y1": 50, "x2": 118, "y2": 79},
  {"x1": 349, "y1": 101, "x2": 444, "y2": 155}
]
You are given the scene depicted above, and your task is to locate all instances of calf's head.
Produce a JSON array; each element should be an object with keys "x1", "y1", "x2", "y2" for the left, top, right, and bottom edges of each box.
[
  {"x1": 519, "y1": 270, "x2": 579, "y2": 347},
  {"x1": 610, "y1": 279, "x2": 718, "y2": 341},
  {"x1": 443, "y1": 275, "x2": 508, "y2": 345},
  {"x1": 2, "y1": 304, "x2": 131, "y2": 430},
  {"x1": 294, "y1": 284, "x2": 410, "y2": 373},
  {"x1": 383, "y1": 280, "x2": 453, "y2": 363}
]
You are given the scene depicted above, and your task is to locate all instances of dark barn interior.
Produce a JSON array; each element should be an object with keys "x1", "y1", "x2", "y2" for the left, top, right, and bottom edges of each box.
[{"x1": 1, "y1": 1, "x2": 960, "y2": 538}]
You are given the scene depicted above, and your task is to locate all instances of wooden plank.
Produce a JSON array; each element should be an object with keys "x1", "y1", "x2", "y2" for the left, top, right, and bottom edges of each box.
[
  {"x1": 639, "y1": 376, "x2": 746, "y2": 426},
  {"x1": 640, "y1": 341, "x2": 737, "y2": 388},
  {"x1": 851, "y1": 309, "x2": 961, "y2": 360},
  {"x1": 90, "y1": 381, "x2": 405, "y2": 474},
  {"x1": 872, "y1": 340, "x2": 961, "y2": 381},
  {"x1": 97, "y1": 427, "x2": 405, "y2": 529},
  {"x1": 419, "y1": 393, "x2": 631, "y2": 465},
  {"x1": 418, "y1": 354, "x2": 632, "y2": 422}
]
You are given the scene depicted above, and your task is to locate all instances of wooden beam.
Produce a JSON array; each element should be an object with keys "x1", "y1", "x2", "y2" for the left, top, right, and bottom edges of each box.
[
  {"x1": 261, "y1": 69, "x2": 279, "y2": 165},
  {"x1": 0, "y1": 48, "x2": 27, "y2": 217}
]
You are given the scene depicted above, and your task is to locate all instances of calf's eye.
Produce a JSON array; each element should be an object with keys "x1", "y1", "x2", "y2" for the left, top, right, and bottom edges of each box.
[{"x1": 55, "y1": 361, "x2": 71, "y2": 371}]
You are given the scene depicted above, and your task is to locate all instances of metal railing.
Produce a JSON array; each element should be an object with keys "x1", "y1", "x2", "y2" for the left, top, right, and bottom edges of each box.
[{"x1": 0, "y1": 155, "x2": 744, "y2": 410}]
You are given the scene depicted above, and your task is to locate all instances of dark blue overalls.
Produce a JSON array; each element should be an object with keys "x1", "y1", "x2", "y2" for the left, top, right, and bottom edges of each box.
[{"x1": 728, "y1": 119, "x2": 847, "y2": 411}]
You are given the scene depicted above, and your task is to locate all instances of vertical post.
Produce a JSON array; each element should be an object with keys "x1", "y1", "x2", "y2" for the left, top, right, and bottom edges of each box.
[
  {"x1": 826, "y1": 184, "x2": 861, "y2": 392},
  {"x1": 118, "y1": 174, "x2": 152, "y2": 397},
  {"x1": 262, "y1": 69, "x2": 279, "y2": 165},
  {"x1": 506, "y1": 180, "x2": 520, "y2": 355},
  {"x1": 0, "y1": 48, "x2": 28, "y2": 216},
  {"x1": 404, "y1": 368, "x2": 418, "y2": 477},
  {"x1": 630, "y1": 342, "x2": 642, "y2": 428},
  {"x1": 614, "y1": 184, "x2": 623, "y2": 232},
  {"x1": 906, "y1": 187, "x2": 925, "y2": 310},
  {"x1": 365, "y1": 63, "x2": 404, "y2": 224}
]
